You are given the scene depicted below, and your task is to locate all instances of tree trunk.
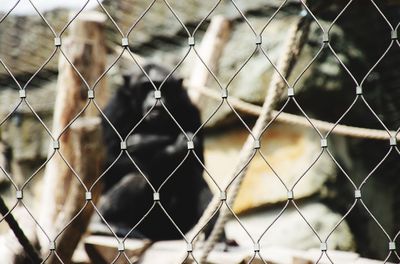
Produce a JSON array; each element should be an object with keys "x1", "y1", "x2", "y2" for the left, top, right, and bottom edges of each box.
[
  {"x1": 38, "y1": 11, "x2": 108, "y2": 256},
  {"x1": 47, "y1": 117, "x2": 104, "y2": 264}
]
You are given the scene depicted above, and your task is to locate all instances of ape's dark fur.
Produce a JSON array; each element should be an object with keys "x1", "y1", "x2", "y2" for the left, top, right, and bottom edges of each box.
[{"x1": 97, "y1": 64, "x2": 211, "y2": 240}]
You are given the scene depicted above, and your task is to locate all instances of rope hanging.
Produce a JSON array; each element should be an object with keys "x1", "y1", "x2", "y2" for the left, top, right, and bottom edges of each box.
[{"x1": 194, "y1": 12, "x2": 312, "y2": 263}]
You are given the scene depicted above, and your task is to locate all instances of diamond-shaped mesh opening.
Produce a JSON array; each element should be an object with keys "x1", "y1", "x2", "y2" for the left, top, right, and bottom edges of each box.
[
  {"x1": 289, "y1": 51, "x2": 360, "y2": 123},
  {"x1": 361, "y1": 45, "x2": 400, "y2": 130},
  {"x1": 233, "y1": 202, "x2": 322, "y2": 250},
  {"x1": 327, "y1": 2, "x2": 393, "y2": 78},
  {"x1": 125, "y1": 0, "x2": 190, "y2": 48},
  {"x1": 345, "y1": 202, "x2": 393, "y2": 259},
  {"x1": 0, "y1": 3, "x2": 60, "y2": 85}
]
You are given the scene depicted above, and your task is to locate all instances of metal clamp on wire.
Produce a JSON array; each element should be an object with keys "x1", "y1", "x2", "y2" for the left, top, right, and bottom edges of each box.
[
  {"x1": 188, "y1": 37, "x2": 195, "y2": 47},
  {"x1": 122, "y1": 37, "x2": 129, "y2": 47}
]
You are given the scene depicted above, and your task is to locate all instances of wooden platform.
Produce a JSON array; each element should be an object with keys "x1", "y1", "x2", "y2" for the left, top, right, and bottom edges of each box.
[{"x1": 79, "y1": 235, "x2": 391, "y2": 264}]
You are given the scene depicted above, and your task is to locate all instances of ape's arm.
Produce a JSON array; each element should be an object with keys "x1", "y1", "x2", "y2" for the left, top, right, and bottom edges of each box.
[
  {"x1": 126, "y1": 133, "x2": 175, "y2": 155},
  {"x1": 152, "y1": 132, "x2": 202, "y2": 167}
]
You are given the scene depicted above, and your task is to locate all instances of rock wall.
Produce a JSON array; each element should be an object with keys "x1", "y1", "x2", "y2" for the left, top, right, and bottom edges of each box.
[{"x1": 0, "y1": 0, "x2": 399, "y2": 259}]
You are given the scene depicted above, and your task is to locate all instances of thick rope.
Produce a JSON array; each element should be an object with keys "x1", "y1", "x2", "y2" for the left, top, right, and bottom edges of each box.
[
  {"x1": 195, "y1": 14, "x2": 312, "y2": 263},
  {"x1": 193, "y1": 85, "x2": 396, "y2": 140}
]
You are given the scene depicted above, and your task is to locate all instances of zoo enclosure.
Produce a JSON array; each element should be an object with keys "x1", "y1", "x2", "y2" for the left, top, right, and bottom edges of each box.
[{"x1": 0, "y1": 0, "x2": 399, "y2": 263}]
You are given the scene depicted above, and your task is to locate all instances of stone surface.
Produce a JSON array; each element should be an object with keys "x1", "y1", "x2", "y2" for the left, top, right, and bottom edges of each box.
[
  {"x1": 204, "y1": 123, "x2": 335, "y2": 213},
  {"x1": 0, "y1": 141, "x2": 11, "y2": 187},
  {"x1": 0, "y1": 82, "x2": 55, "y2": 186},
  {"x1": 1, "y1": 83, "x2": 55, "y2": 162},
  {"x1": 0, "y1": 0, "x2": 296, "y2": 77},
  {"x1": 0, "y1": 2, "x2": 362, "y2": 128},
  {"x1": 177, "y1": 16, "x2": 360, "y2": 126},
  {"x1": 225, "y1": 202, "x2": 355, "y2": 251},
  {"x1": 0, "y1": 2, "x2": 392, "y2": 260}
]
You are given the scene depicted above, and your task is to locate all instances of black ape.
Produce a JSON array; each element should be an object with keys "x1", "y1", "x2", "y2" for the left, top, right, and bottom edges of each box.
[{"x1": 96, "y1": 64, "x2": 211, "y2": 240}]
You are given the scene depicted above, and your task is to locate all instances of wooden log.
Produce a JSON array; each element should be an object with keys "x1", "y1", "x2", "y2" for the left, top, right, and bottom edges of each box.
[
  {"x1": 38, "y1": 11, "x2": 108, "y2": 254},
  {"x1": 187, "y1": 15, "x2": 231, "y2": 105},
  {"x1": 46, "y1": 117, "x2": 104, "y2": 264},
  {"x1": 83, "y1": 239, "x2": 396, "y2": 264},
  {"x1": 139, "y1": 241, "x2": 266, "y2": 264}
]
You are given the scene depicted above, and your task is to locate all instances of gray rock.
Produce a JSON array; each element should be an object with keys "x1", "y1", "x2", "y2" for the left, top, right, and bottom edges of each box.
[
  {"x1": 175, "y1": 15, "x2": 362, "y2": 126},
  {"x1": 1, "y1": 83, "x2": 55, "y2": 162},
  {"x1": 204, "y1": 123, "x2": 336, "y2": 213},
  {"x1": 226, "y1": 202, "x2": 355, "y2": 251},
  {"x1": 0, "y1": 0, "x2": 296, "y2": 77},
  {"x1": 0, "y1": 141, "x2": 11, "y2": 187}
]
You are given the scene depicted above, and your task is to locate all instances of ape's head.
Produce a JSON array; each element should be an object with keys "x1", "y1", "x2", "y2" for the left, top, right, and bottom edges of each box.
[{"x1": 119, "y1": 63, "x2": 197, "y2": 132}]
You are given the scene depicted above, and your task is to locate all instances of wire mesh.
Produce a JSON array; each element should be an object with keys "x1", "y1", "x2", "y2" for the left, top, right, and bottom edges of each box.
[{"x1": 0, "y1": 0, "x2": 399, "y2": 263}]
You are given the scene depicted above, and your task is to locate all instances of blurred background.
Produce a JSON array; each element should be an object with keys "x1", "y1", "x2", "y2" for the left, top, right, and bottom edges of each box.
[{"x1": 0, "y1": 0, "x2": 399, "y2": 263}]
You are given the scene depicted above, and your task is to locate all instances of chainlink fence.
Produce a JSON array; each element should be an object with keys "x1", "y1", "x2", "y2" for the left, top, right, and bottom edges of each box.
[{"x1": 0, "y1": 0, "x2": 399, "y2": 263}]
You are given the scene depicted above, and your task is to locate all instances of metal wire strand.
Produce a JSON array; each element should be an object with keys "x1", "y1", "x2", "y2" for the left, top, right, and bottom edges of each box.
[{"x1": 0, "y1": 0, "x2": 398, "y2": 263}]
